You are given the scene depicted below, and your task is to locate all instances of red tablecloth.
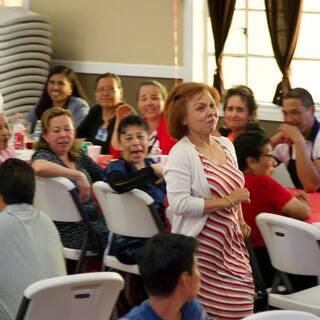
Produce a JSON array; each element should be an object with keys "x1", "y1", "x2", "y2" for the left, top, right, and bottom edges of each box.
[{"x1": 287, "y1": 188, "x2": 320, "y2": 223}]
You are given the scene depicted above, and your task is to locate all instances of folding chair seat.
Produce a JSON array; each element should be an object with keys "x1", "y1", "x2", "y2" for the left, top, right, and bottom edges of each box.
[{"x1": 256, "y1": 213, "x2": 320, "y2": 315}]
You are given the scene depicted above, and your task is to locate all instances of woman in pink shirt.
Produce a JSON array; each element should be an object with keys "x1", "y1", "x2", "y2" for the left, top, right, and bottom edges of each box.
[{"x1": 0, "y1": 113, "x2": 16, "y2": 163}]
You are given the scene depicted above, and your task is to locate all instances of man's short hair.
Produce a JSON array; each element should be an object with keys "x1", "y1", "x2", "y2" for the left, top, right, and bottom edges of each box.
[
  {"x1": 0, "y1": 159, "x2": 35, "y2": 205},
  {"x1": 283, "y1": 87, "x2": 314, "y2": 108},
  {"x1": 138, "y1": 232, "x2": 197, "y2": 297}
]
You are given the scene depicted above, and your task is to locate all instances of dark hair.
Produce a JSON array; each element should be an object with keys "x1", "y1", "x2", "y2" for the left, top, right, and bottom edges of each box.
[
  {"x1": 36, "y1": 107, "x2": 80, "y2": 160},
  {"x1": 234, "y1": 131, "x2": 270, "y2": 171},
  {"x1": 138, "y1": 232, "x2": 197, "y2": 297},
  {"x1": 117, "y1": 115, "x2": 148, "y2": 138},
  {"x1": 283, "y1": 87, "x2": 314, "y2": 108},
  {"x1": 95, "y1": 72, "x2": 122, "y2": 89},
  {"x1": 165, "y1": 82, "x2": 220, "y2": 140},
  {"x1": 0, "y1": 159, "x2": 35, "y2": 204},
  {"x1": 223, "y1": 85, "x2": 258, "y2": 122},
  {"x1": 35, "y1": 65, "x2": 88, "y2": 120},
  {"x1": 137, "y1": 80, "x2": 168, "y2": 101}
]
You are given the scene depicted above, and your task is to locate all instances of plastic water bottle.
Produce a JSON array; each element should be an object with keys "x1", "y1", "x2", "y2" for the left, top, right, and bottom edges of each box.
[
  {"x1": 33, "y1": 120, "x2": 42, "y2": 142},
  {"x1": 13, "y1": 121, "x2": 25, "y2": 150}
]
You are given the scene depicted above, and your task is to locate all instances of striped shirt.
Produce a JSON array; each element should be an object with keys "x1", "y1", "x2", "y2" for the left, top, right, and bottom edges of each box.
[{"x1": 196, "y1": 147, "x2": 254, "y2": 319}]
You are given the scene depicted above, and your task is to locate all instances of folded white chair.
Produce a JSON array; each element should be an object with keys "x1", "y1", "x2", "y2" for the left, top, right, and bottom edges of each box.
[
  {"x1": 256, "y1": 213, "x2": 320, "y2": 315},
  {"x1": 15, "y1": 272, "x2": 124, "y2": 320},
  {"x1": 93, "y1": 181, "x2": 164, "y2": 275}
]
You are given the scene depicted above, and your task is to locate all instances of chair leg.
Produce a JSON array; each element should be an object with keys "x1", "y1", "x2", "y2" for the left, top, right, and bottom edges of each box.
[
  {"x1": 75, "y1": 231, "x2": 89, "y2": 273},
  {"x1": 271, "y1": 271, "x2": 294, "y2": 294}
]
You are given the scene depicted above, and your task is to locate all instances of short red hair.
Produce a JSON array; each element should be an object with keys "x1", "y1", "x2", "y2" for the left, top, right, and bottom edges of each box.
[{"x1": 165, "y1": 82, "x2": 220, "y2": 140}]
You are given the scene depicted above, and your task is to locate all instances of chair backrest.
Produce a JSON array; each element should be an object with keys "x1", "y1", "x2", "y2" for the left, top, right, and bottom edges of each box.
[
  {"x1": 34, "y1": 176, "x2": 82, "y2": 222},
  {"x1": 256, "y1": 213, "x2": 320, "y2": 276},
  {"x1": 243, "y1": 310, "x2": 320, "y2": 320},
  {"x1": 92, "y1": 181, "x2": 161, "y2": 237},
  {"x1": 16, "y1": 272, "x2": 124, "y2": 320},
  {"x1": 271, "y1": 163, "x2": 295, "y2": 188}
]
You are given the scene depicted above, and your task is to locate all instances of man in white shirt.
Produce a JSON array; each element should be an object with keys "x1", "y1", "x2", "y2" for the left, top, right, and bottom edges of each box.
[{"x1": 271, "y1": 87, "x2": 320, "y2": 192}]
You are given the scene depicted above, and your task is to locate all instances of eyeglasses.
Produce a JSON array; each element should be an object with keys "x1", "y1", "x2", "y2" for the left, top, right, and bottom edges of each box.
[
  {"x1": 95, "y1": 87, "x2": 119, "y2": 94},
  {"x1": 259, "y1": 154, "x2": 277, "y2": 161}
]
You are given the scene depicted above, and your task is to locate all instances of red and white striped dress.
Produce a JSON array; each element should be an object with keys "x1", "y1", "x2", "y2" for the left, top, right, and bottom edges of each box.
[{"x1": 196, "y1": 147, "x2": 254, "y2": 320}]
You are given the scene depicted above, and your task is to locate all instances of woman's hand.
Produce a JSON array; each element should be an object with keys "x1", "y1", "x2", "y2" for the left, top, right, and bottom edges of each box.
[
  {"x1": 239, "y1": 219, "x2": 251, "y2": 238},
  {"x1": 151, "y1": 163, "x2": 164, "y2": 185},
  {"x1": 294, "y1": 190, "x2": 310, "y2": 206},
  {"x1": 115, "y1": 104, "x2": 135, "y2": 122},
  {"x1": 75, "y1": 171, "x2": 91, "y2": 202},
  {"x1": 228, "y1": 188, "x2": 250, "y2": 206}
]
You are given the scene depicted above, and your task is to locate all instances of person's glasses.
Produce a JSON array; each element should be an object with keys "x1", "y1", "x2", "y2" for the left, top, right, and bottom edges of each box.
[
  {"x1": 95, "y1": 87, "x2": 119, "y2": 94},
  {"x1": 259, "y1": 154, "x2": 277, "y2": 161}
]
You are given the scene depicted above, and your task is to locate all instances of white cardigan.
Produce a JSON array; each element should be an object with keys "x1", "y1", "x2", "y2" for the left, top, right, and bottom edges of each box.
[{"x1": 164, "y1": 135, "x2": 238, "y2": 237}]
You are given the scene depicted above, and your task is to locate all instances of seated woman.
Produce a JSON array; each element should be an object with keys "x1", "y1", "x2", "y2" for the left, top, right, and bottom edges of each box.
[
  {"x1": 26, "y1": 65, "x2": 90, "y2": 131},
  {"x1": 137, "y1": 80, "x2": 176, "y2": 155},
  {"x1": 104, "y1": 115, "x2": 166, "y2": 264},
  {"x1": 217, "y1": 85, "x2": 264, "y2": 142},
  {"x1": 0, "y1": 112, "x2": 16, "y2": 162},
  {"x1": 77, "y1": 73, "x2": 133, "y2": 155},
  {"x1": 234, "y1": 131, "x2": 310, "y2": 287},
  {"x1": 31, "y1": 107, "x2": 108, "y2": 253}
]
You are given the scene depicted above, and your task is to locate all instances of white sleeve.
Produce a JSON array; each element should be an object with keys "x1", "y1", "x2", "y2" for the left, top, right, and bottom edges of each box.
[{"x1": 164, "y1": 147, "x2": 204, "y2": 217}]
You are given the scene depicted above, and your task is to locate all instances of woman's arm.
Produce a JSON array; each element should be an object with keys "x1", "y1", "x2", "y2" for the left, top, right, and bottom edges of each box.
[
  {"x1": 32, "y1": 159, "x2": 91, "y2": 201},
  {"x1": 110, "y1": 104, "x2": 135, "y2": 151},
  {"x1": 203, "y1": 187, "x2": 250, "y2": 213},
  {"x1": 281, "y1": 196, "x2": 310, "y2": 220}
]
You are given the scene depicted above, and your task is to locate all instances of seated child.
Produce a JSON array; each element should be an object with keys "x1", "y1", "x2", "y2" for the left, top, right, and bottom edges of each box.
[{"x1": 104, "y1": 115, "x2": 166, "y2": 264}]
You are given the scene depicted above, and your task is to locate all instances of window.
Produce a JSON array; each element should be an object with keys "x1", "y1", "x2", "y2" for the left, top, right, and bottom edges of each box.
[
  {"x1": 0, "y1": 0, "x2": 24, "y2": 6},
  {"x1": 207, "y1": 0, "x2": 320, "y2": 104}
]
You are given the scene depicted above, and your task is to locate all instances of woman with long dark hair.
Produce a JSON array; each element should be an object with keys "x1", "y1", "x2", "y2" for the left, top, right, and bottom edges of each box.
[{"x1": 26, "y1": 65, "x2": 90, "y2": 130}]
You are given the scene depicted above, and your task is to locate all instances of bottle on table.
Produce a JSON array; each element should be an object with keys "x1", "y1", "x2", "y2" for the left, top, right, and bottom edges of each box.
[
  {"x1": 33, "y1": 120, "x2": 42, "y2": 142},
  {"x1": 13, "y1": 120, "x2": 25, "y2": 150}
]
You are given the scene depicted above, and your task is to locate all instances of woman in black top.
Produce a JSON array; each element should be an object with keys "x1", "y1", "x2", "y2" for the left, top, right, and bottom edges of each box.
[{"x1": 77, "y1": 73, "x2": 129, "y2": 154}]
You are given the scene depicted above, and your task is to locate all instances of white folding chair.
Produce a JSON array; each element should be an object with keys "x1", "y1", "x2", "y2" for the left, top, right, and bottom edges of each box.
[
  {"x1": 256, "y1": 213, "x2": 320, "y2": 315},
  {"x1": 243, "y1": 310, "x2": 320, "y2": 320},
  {"x1": 34, "y1": 176, "x2": 103, "y2": 273},
  {"x1": 15, "y1": 272, "x2": 124, "y2": 320},
  {"x1": 92, "y1": 181, "x2": 164, "y2": 275}
]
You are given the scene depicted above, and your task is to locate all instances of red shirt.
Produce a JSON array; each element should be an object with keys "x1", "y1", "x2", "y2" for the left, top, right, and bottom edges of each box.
[
  {"x1": 242, "y1": 172, "x2": 292, "y2": 247},
  {"x1": 155, "y1": 115, "x2": 176, "y2": 155}
]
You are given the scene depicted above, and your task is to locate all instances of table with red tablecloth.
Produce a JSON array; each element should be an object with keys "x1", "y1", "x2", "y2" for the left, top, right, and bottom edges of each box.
[{"x1": 287, "y1": 188, "x2": 320, "y2": 223}]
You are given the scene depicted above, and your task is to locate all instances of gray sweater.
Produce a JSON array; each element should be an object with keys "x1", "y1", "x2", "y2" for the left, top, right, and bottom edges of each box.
[{"x1": 0, "y1": 204, "x2": 66, "y2": 319}]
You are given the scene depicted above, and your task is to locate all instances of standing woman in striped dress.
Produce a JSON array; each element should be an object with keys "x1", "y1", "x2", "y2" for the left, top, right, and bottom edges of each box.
[{"x1": 164, "y1": 82, "x2": 254, "y2": 319}]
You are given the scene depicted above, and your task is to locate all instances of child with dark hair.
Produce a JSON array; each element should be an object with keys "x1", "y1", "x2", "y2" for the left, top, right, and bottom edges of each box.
[
  {"x1": 121, "y1": 233, "x2": 207, "y2": 320},
  {"x1": 104, "y1": 115, "x2": 167, "y2": 264}
]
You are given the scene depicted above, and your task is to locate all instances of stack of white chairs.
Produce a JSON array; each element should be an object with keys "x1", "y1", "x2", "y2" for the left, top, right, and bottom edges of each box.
[{"x1": 0, "y1": 7, "x2": 52, "y2": 123}]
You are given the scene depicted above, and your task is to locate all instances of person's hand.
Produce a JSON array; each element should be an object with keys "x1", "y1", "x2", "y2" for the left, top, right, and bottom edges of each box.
[
  {"x1": 294, "y1": 190, "x2": 310, "y2": 206},
  {"x1": 239, "y1": 220, "x2": 251, "y2": 238},
  {"x1": 75, "y1": 171, "x2": 91, "y2": 202},
  {"x1": 271, "y1": 130, "x2": 287, "y2": 146},
  {"x1": 151, "y1": 163, "x2": 164, "y2": 185},
  {"x1": 115, "y1": 104, "x2": 135, "y2": 122},
  {"x1": 278, "y1": 124, "x2": 304, "y2": 145},
  {"x1": 228, "y1": 188, "x2": 250, "y2": 206}
]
